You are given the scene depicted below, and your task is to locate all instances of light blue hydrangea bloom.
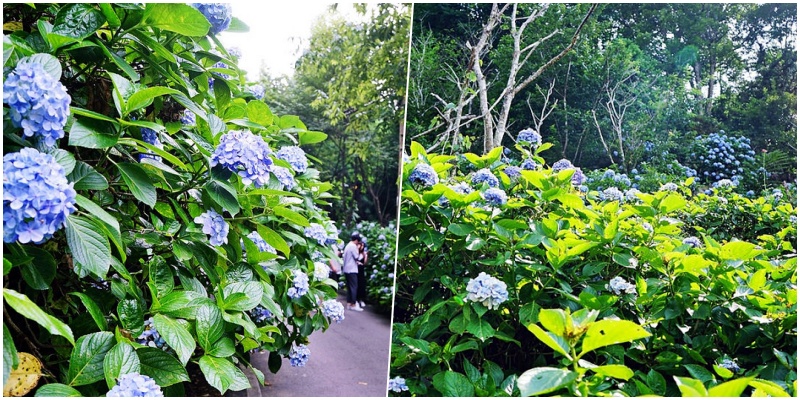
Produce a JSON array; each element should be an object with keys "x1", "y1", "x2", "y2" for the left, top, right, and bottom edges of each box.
[
  {"x1": 136, "y1": 317, "x2": 168, "y2": 350},
  {"x1": 552, "y1": 159, "x2": 574, "y2": 172},
  {"x1": 247, "y1": 84, "x2": 266, "y2": 100},
  {"x1": 211, "y1": 130, "x2": 274, "y2": 187},
  {"x1": 571, "y1": 167, "x2": 586, "y2": 186},
  {"x1": 192, "y1": 3, "x2": 232, "y2": 35},
  {"x1": 3, "y1": 148, "x2": 76, "y2": 244},
  {"x1": 472, "y1": 168, "x2": 499, "y2": 187},
  {"x1": 482, "y1": 187, "x2": 508, "y2": 207},
  {"x1": 289, "y1": 344, "x2": 310, "y2": 367},
  {"x1": 660, "y1": 182, "x2": 678, "y2": 192},
  {"x1": 305, "y1": 223, "x2": 328, "y2": 246},
  {"x1": 194, "y1": 209, "x2": 229, "y2": 246},
  {"x1": 719, "y1": 359, "x2": 740, "y2": 373},
  {"x1": 180, "y1": 109, "x2": 196, "y2": 126},
  {"x1": 408, "y1": 163, "x2": 438, "y2": 187},
  {"x1": 139, "y1": 128, "x2": 163, "y2": 162},
  {"x1": 504, "y1": 165, "x2": 522, "y2": 179},
  {"x1": 276, "y1": 146, "x2": 308, "y2": 173},
  {"x1": 520, "y1": 158, "x2": 539, "y2": 170},
  {"x1": 107, "y1": 373, "x2": 163, "y2": 397},
  {"x1": 322, "y1": 299, "x2": 345, "y2": 323},
  {"x1": 466, "y1": 272, "x2": 508, "y2": 309},
  {"x1": 608, "y1": 276, "x2": 636, "y2": 295},
  {"x1": 3, "y1": 61, "x2": 71, "y2": 147},
  {"x1": 271, "y1": 165, "x2": 296, "y2": 190},
  {"x1": 249, "y1": 306, "x2": 273, "y2": 323},
  {"x1": 287, "y1": 271, "x2": 309, "y2": 299},
  {"x1": 624, "y1": 188, "x2": 641, "y2": 202},
  {"x1": 682, "y1": 236, "x2": 702, "y2": 248},
  {"x1": 600, "y1": 187, "x2": 624, "y2": 202},
  {"x1": 517, "y1": 128, "x2": 542, "y2": 146},
  {"x1": 228, "y1": 46, "x2": 242, "y2": 59},
  {"x1": 388, "y1": 376, "x2": 409, "y2": 393},
  {"x1": 712, "y1": 179, "x2": 736, "y2": 188},
  {"x1": 247, "y1": 231, "x2": 276, "y2": 253}
]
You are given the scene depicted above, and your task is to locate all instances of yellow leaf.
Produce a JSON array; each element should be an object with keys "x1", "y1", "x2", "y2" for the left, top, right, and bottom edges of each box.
[{"x1": 3, "y1": 352, "x2": 42, "y2": 397}]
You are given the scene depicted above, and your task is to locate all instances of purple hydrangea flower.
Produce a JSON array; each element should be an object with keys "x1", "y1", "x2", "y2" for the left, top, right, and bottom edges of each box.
[
  {"x1": 249, "y1": 306, "x2": 273, "y2": 323},
  {"x1": 304, "y1": 223, "x2": 328, "y2": 246},
  {"x1": 482, "y1": 187, "x2": 508, "y2": 206},
  {"x1": 608, "y1": 276, "x2": 636, "y2": 295},
  {"x1": 408, "y1": 163, "x2": 438, "y2": 187},
  {"x1": 228, "y1": 46, "x2": 242, "y2": 59},
  {"x1": 3, "y1": 61, "x2": 71, "y2": 147},
  {"x1": 521, "y1": 158, "x2": 539, "y2": 170},
  {"x1": 180, "y1": 110, "x2": 196, "y2": 126},
  {"x1": 247, "y1": 231, "x2": 276, "y2": 253},
  {"x1": 472, "y1": 168, "x2": 499, "y2": 188},
  {"x1": 388, "y1": 376, "x2": 409, "y2": 393},
  {"x1": 271, "y1": 165, "x2": 296, "y2": 190},
  {"x1": 465, "y1": 272, "x2": 508, "y2": 309},
  {"x1": 211, "y1": 130, "x2": 274, "y2": 187},
  {"x1": 136, "y1": 317, "x2": 168, "y2": 350},
  {"x1": 139, "y1": 128, "x2": 163, "y2": 162},
  {"x1": 289, "y1": 344, "x2": 310, "y2": 367},
  {"x1": 3, "y1": 148, "x2": 76, "y2": 244},
  {"x1": 504, "y1": 166, "x2": 522, "y2": 179},
  {"x1": 682, "y1": 236, "x2": 702, "y2": 248},
  {"x1": 517, "y1": 128, "x2": 542, "y2": 146},
  {"x1": 321, "y1": 299, "x2": 345, "y2": 323},
  {"x1": 247, "y1": 84, "x2": 266, "y2": 100},
  {"x1": 719, "y1": 359, "x2": 740, "y2": 373},
  {"x1": 107, "y1": 373, "x2": 163, "y2": 397},
  {"x1": 600, "y1": 187, "x2": 624, "y2": 202},
  {"x1": 276, "y1": 146, "x2": 308, "y2": 173},
  {"x1": 571, "y1": 167, "x2": 586, "y2": 186},
  {"x1": 287, "y1": 271, "x2": 309, "y2": 299},
  {"x1": 552, "y1": 159, "x2": 574, "y2": 172},
  {"x1": 192, "y1": 3, "x2": 232, "y2": 35},
  {"x1": 194, "y1": 209, "x2": 229, "y2": 246}
]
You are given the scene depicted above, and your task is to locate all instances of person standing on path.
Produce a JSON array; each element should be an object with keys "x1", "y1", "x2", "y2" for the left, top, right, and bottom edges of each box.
[
  {"x1": 356, "y1": 236, "x2": 369, "y2": 308},
  {"x1": 343, "y1": 232, "x2": 363, "y2": 311}
]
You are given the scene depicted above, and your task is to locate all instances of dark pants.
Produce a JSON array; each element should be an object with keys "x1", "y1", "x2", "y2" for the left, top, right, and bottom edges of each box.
[
  {"x1": 357, "y1": 264, "x2": 367, "y2": 302},
  {"x1": 345, "y1": 273, "x2": 358, "y2": 304}
]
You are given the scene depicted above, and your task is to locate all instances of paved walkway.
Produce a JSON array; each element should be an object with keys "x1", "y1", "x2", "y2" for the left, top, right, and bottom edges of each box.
[{"x1": 248, "y1": 294, "x2": 392, "y2": 397}]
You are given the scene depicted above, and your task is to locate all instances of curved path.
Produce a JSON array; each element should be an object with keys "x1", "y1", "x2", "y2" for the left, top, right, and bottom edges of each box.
[{"x1": 247, "y1": 294, "x2": 392, "y2": 397}]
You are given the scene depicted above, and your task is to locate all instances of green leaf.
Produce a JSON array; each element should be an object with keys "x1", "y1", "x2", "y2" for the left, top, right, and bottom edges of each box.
[
  {"x1": 68, "y1": 118, "x2": 119, "y2": 149},
  {"x1": 245, "y1": 101, "x2": 274, "y2": 126},
  {"x1": 3, "y1": 324, "x2": 18, "y2": 386},
  {"x1": 527, "y1": 324, "x2": 571, "y2": 360},
  {"x1": 517, "y1": 367, "x2": 578, "y2": 396},
  {"x1": 447, "y1": 223, "x2": 474, "y2": 236},
  {"x1": 673, "y1": 376, "x2": 708, "y2": 396},
  {"x1": 117, "y1": 298, "x2": 145, "y2": 337},
  {"x1": 17, "y1": 246, "x2": 56, "y2": 290},
  {"x1": 3, "y1": 288, "x2": 74, "y2": 345},
  {"x1": 126, "y1": 86, "x2": 180, "y2": 113},
  {"x1": 708, "y1": 377, "x2": 753, "y2": 397},
  {"x1": 298, "y1": 130, "x2": 328, "y2": 145},
  {"x1": 196, "y1": 303, "x2": 224, "y2": 352},
  {"x1": 142, "y1": 3, "x2": 210, "y2": 36},
  {"x1": 205, "y1": 181, "x2": 240, "y2": 216},
  {"x1": 199, "y1": 355, "x2": 250, "y2": 395},
  {"x1": 148, "y1": 256, "x2": 174, "y2": 299},
  {"x1": 67, "y1": 331, "x2": 115, "y2": 386},
  {"x1": 75, "y1": 195, "x2": 120, "y2": 238},
  {"x1": 720, "y1": 241, "x2": 760, "y2": 260},
  {"x1": 272, "y1": 206, "x2": 309, "y2": 227},
  {"x1": 52, "y1": 4, "x2": 105, "y2": 39},
  {"x1": 538, "y1": 309, "x2": 567, "y2": 336},
  {"x1": 466, "y1": 319, "x2": 494, "y2": 341},
  {"x1": 208, "y1": 338, "x2": 236, "y2": 358},
  {"x1": 227, "y1": 17, "x2": 249, "y2": 32},
  {"x1": 34, "y1": 383, "x2": 83, "y2": 397},
  {"x1": 65, "y1": 215, "x2": 111, "y2": 278},
  {"x1": 68, "y1": 161, "x2": 109, "y2": 191},
  {"x1": 659, "y1": 193, "x2": 686, "y2": 213},
  {"x1": 116, "y1": 162, "x2": 157, "y2": 207},
  {"x1": 20, "y1": 53, "x2": 62, "y2": 80},
  {"x1": 712, "y1": 364, "x2": 734, "y2": 379},
  {"x1": 255, "y1": 225, "x2": 290, "y2": 256},
  {"x1": 749, "y1": 379, "x2": 791, "y2": 397},
  {"x1": 580, "y1": 319, "x2": 651, "y2": 356},
  {"x1": 589, "y1": 364, "x2": 634, "y2": 380},
  {"x1": 432, "y1": 371, "x2": 474, "y2": 397},
  {"x1": 47, "y1": 148, "x2": 76, "y2": 175},
  {"x1": 684, "y1": 364, "x2": 714, "y2": 384},
  {"x1": 103, "y1": 342, "x2": 139, "y2": 388},
  {"x1": 153, "y1": 315, "x2": 195, "y2": 366},
  {"x1": 647, "y1": 369, "x2": 667, "y2": 396},
  {"x1": 137, "y1": 347, "x2": 189, "y2": 387},
  {"x1": 221, "y1": 282, "x2": 263, "y2": 312},
  {"x1": 69, "y1": 292, "x2": 107, "y2": 331}
]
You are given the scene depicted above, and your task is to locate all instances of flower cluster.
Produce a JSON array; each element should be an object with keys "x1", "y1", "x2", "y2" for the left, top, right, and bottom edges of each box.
[
  {"x1": 465, "y1": 272, "x2": 508, "y2": 310},
  {"x1": 625, "y1": 188, "x2": 641, "y2": 202},
  {"x1": 3, "y1": 148, "x2": 77, "y2": 244},
  {"x1": 586, "y1": 169, "x2": 632, "y2": 191},
  {"x1": 551, "y1": 159, "x2": 574, "y2": 173},
  {"x1": 517, "y1": 128, "x2": 542, "y2": 147},
  {"x1": 247, "y1": 84, "x2": 266, "y2": 100},
  {"x1": 321, "y1": 299, "x2": 345, "y2": 323},
  {"x1": 408, "y1": 163, "x2": 438, "y2": 187},
  {"x1": 287, "y1": 271, "x2": 309, "y2": 299},
  {"x1": 682, "y1": 236, "x2": 702, "y2": 248},
  {"x1": 247, "y1": 231, "x2": 276, "y2": 253},
  {"x1": 192, "y1": 3, "x2": 232, "y2": 35},
  {"x1": 692, "y1": 132, "x2": 755, "y2": 184},
  {"x1": 194, "y1": 209, "x2": 229, "y2": 246},
  {"x1": 388, "y1": 376, "x2": 409, "y2": 393},
  {"x1": 472, "y1": 168, "x2": 499, "y2": 187},
  {"x1": 139, "y1": 128, "x2": 163, "y2": 162},
  {"x1": 136, "y1": 318, "x2": 168, "y2": 350},
  {"x1": 313, "y1": 262, "x2": 330, "y2": 281},
  {"x1": 719, "y1": 359, "x2": 740, "y2": 373},
  {"x1": 659, "y1": 182, "x2": 678, "y2": 192},
  {"x1": 482, "y1": 187, "x2": 508, "y2": 207},
  {"x1": 304, "y1": 223, "x2": 330, "y2": 246},
  {"x1": 712, "y1": 179, "x2": 737, "y2": 189},
  {"x1": 608, "y1": 276, "x2": 636, "y2": 295},
  {"x1": 600, "y1": 187, "x2": 624, "y2": 202},
  {"x1": 249, "y1": 306, "x2": 273, "y2": 323},
  {"x1": 271, "y1": 166, "x2": 296, "y2": 190},
  {"x1": 107, "y1": 373, "x2": 163, "y2": 397},
  {"x1": 3, "y1": 61, "x2": 71, "y2": 147},
  {"x1": 504, "y1": 165, "x2": 522, "y2": 179},
  {"x1": 571, "y1": 168, "x2": 586, "y2": 186},
  {"x1": 276, "y1": 146, "x2": 309, "y2": 173},
  {"x1": 180, "y1": 110, "x2": 196, "y2": 126},
  {"x1": 521, "y1": 158, "x2": 539, "y2": 170},
  {"x1": 211, "y1": 130, "x2": 274, "y2": 187},
  {"x1": 289, "y1": 344, "x2": 310, "y2": 367}
]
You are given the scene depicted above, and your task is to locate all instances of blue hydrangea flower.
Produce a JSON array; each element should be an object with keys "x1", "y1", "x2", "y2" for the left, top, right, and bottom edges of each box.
[
  {"x1": 271, "y1": 165, "x2": 296, "y2": 190},
  {"x1": 388, "y1": 376, "x2": 409, "y2": 393},
  {"x1": 192, "y1": 3, "x2": 232, "y2": 35},
  {"x1": 465, "y1": 272, "x2": 508, "y2": 310},
  {"x1": 408, "y1": 163, "x2": 438, "y2": 187},
  {"x1": 552, "y1": 159, "x2": 574, "y2": 172},
  {"x1": 136, "y1": 317, "x2": 168, "y2": 350},
  {"x1": 107, "y1": 373, "x2": 163, "y2": 397},
  {"x1": 600, "y1": 187, "x2": 624, "y2": 202},
  {"x1": 683, "y1": 236, "x2": 702, "y2": 248},
  {"x1": 287, "y1": 271, "x2": 309, "y2": 299},
  {"x1": 452, "y1": 182, "x2": 473, "y2": 195},
  {"x1": 247, "y1": 84, "x2": 266, "y2": 100},
  {"x1": 3, "y1": 148, "x2": 76, "y2": 244},
  {"x1": 139, "y1": 128, "x2": 163, "y2": 162},
  {"x1": 624, "y1": 188, "x2": 641, "y2": 202},
  {"x1": 211, "y1": 130, "x2": 274, "y2": 187},
  {"x1": 571, "y1": 167, "x2": 586, "y2": 186},
  {"x1": 608, "y1": 276, "x2": 636, "y2": 295},
  {"x1": 249, "y1": 306, "x2": 273, "y2": 323},
  {"x1": 712, "y1": 179, "x2": 736, "y2": 189},
  {"x1": 472, "y1": 168, "x2": 499, "y2": 187},
  {"x1": 305, "y1": 223, "x2": 328, "y2": 246},
  {"x1": 289, "y1": 344, "x2": 310, "y2": 367},
  {"x1": 3, "y1": 61, "x2": 71, "y2": 147},
  {"x1": 520, "y1": 158, "x2": 539, "y2": 170},
  {"x1": 719, "y1": 359, "x2": 740, "y2": 373},
  {"x1": 517, "y1": 128, "x2": 542, "y2": 146},
  {"x1": 505, "y1": 165, "x2": 522, "y2": 179},
  {"x1": 276, "y1": 146, "x2": 308, "y2": 173},
  {"x1": 180, "y1": 110, "x2": 196, "y2": 126},
  {"x1": 660, "y1": 182, "x2": 678, "y2": 192},
  {"x1": 313, "y1": 262, "x2": 330, "y2": 281},
  {"x1": 247, "y1": 231, "x2": 276, "y2": 253},
  {"x1": 194, "y1": 209, "x2": 228, "y2": 246},
  {"x1": 482, "y1": 187, "x2": 508, "y2": 207},
  {"x1": 322, "y1": 299, "x2": 345, "y2": 323}
]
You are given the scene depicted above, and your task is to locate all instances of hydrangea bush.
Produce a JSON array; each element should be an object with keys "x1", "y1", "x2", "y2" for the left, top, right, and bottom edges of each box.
[
  {"x1": 391, "y1": 138, "x2": 796, "y2": 396},
  {"x1": 3, "y1": 3, "x2": 343, "y2": 396}
]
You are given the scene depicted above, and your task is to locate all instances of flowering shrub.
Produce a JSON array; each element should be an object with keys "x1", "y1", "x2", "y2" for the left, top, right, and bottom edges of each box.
[
  {"x1": 3, "y1": 3, "x2": 343, "y2": 396},
  {"x1": 391, "y1": 139, "x2": 796, "y2": 396},
  {"x1": 688, "y1": 131, "x2": 757, "y2": 188}
]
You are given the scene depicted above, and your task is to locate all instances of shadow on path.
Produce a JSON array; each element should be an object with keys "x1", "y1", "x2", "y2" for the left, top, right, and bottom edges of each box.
[{"x1": 249, "y1": 294, "x2": 392, "y2": 397}]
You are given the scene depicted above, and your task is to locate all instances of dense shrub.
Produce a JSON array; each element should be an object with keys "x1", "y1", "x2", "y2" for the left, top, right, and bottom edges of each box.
[
  {"x1": 391, "y1": 136, "x2": 796, "y2": 397},
  {"x1": 3, "y1": 3, "x2": 343, "y2": 396}
]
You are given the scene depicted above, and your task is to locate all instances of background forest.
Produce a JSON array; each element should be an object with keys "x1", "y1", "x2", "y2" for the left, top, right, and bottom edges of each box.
[{"x1": 407, "y1": 3, "x2": 796, "y2": 187}]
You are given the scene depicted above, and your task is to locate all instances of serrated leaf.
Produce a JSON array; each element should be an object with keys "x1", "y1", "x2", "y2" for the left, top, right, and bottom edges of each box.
[
  {"x1": 136, "y1": 347, "x2": 189, "y2": 387},
  {"x1": 117, "y1": 298, "x2": 145, "y2": 337},
  {"x1": 126, "y1": 86, "x2": 180, "y2": 113},
  {"x1": 580, "y1": 319, "x2": 651, "y2": 356},
  {"x1": 68, "y1": 118, "x2": 119, "y2": 149},
  {"x1": 68, "y1": 161, "x2": 109, "y2": 191},
  {"x1": 518, "y1": 367, "x2": 577, "y2": 396},
  {"x1": 199, "y1": 355, "x2": 250, "y2": 395},
  {"x1": 432, "y1": 371, "x2": 474, "y2": 397},
  {"x1": 196, "y1": 303, "x2": 224, "y2": 352},
  {"x1": 142, "y1": 3, "x2": 210, "y2": 36},
  {"x1": 466, "y1": 319, "x2": 494, "y2": 342},
  {"x1": 69, "y1": 292, "x2": 107, "y2": 331},
  {"x1": 65, "y1": 215, "x2": 111, "y2": 278},
  {"x1": 152, "y1": 315, "x2": 194, "y2": 366},
  {"x1": 103, "y1": 343, "x2": 139, "y2": 388},
  {"x1": 221, "y1": 282, "x2": 262, "y2": 312},
  {"x1": 116, "y1": 162, "x2": 157, "y2": 207},
  {"x1": 3, "y1": 289, "x2": 74, "y2": 345},
  {"x1": 34, "y1": 383, "x2": 82, "y2": 397},
  {"x1": 67, "y1": 331, "x2": 115, "y2": 386},
  {"x1": 205, "y1": 180, "x2": 240, "y2": 216},
  {"x1": 148, "y1": 256, "x2": 173, "y2": 299},
  {"x1": 527, "y1": 324, "x2": 571, "y2": 360},
  {"x1": 52, "y1": 4, "x2": 105, "y2": 40}
]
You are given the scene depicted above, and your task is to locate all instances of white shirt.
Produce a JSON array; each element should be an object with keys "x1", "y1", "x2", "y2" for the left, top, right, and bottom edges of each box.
[{"x1": 342, "y1": 241, "x2": 360, "y2": 274}]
